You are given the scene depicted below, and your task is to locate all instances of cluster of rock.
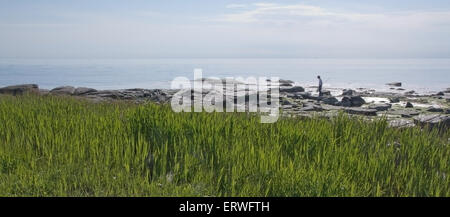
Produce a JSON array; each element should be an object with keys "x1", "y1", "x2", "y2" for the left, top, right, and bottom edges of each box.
[
  {"x1": 0, "y1": 84, "x2": 174, "y2": 103},
  {"x1": 278, "y1": 81, "x2": 449, "y2": 129},
  {"x1": 1, "y1": 80, "x2": 449, "y2": 129}
]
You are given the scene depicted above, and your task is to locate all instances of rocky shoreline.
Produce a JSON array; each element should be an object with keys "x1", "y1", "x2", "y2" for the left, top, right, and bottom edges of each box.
[{"x1": 1, "y1": 80, "x2": 449, "y2": 128}]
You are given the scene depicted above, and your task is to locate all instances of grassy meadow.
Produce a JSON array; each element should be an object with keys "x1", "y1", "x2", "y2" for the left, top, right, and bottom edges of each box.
[{"x1": 0, "y1": 94, "x2": 448, "y2": 196}]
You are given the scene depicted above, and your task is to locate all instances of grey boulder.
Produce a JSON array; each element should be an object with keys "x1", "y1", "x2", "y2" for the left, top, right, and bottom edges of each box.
[
  {"x1": 321, "y1": 97, "x2": 339, "y2": 105},
  {"x1": 280, "y1": 86, "x2": 305, "y2": 93},
  {"x1": 0, "y1": 84, "x2": 39, "y2": 95},
  {"x1": 339, "y1": 96, "x2": 366, "y2": 107}
]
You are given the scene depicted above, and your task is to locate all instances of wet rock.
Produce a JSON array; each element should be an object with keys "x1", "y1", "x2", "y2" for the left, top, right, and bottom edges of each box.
[
  {"x1": 369, "y1": 103, "x2": 392, "y2": 111},
  {"x1": 280, "y1": 86, "x2": 305, "y2": 93},
  {"x1": 342, "y1": 89, "x2": 355, "y2": 96},
  {"x1": 413, "y1": 114, "x2": 450, "y2": 128},
  {"x1": 51, "y1": 86, "x2": 75, "y2": 95},
  {"x1": 351, "y1": 96, "x2": 366, "y2": 107},
  {"x1": 338, "y1": 98, "x2": 351, "y2": 107},
  {"x1": 399, "y1": 111, "x2": 420, "y2": 118},
  {"x1": 386, "y1": 82, "x2": 402, "y2": 87},
  {"x1": 0, "y1": 84, "x2": 39, "y2": 95},
  {"x1": 74, "y1": 87, "x2": 97, "y2": 95},
  {"x1": 397, "y1": 88, "x2": 405, "y2": 91},
  {"x1": 344, "y1": 108, "x2": 377, "y2": 116},
  {"x1": 405, "y1": 102, "x2": 414, "y2": 108},
  {"x1": 321, "y1": 97, "x2": 339, "y2": 105},
  {"x1": 436, "y1": 92, "x2": 445, "y2": 96},
  {"x1": 427, "y1": 107, "x2": 444, "y2": 113},
  {"x1": 339, "y1": 96, "x2": 366, "y2": 107}
]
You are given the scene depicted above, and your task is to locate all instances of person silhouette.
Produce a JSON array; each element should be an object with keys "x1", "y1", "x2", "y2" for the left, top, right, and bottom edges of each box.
[{"x1": 317, "y1": 75, "x2": 323, "y2": 97}]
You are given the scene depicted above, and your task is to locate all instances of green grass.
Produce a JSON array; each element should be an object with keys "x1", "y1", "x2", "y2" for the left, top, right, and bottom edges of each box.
[{"x1": 0, "y1": 94, "x2": 448, "y2": 196}]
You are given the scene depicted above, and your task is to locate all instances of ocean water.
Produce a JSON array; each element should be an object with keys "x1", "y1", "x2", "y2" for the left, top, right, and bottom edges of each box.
[{"x1": 0, "y1": 58, "x2": 449, "y2": 93}]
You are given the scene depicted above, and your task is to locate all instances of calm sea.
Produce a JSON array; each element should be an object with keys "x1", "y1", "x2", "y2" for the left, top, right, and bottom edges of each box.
[{"x1": 0, "y1": 58, "x2": 449, "y2": 93}]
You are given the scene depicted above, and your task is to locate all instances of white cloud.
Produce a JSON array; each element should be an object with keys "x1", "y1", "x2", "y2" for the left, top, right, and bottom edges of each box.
[
  {"x1": 226, "y1": 4, "x2": 247, "y2": 9},
  {"x1": 220, "y1": 3, "x2": 450, "y2": 30},
  {"x1": 1, "y1": 3, "x2": 450, "y2": 58},
  {"x1": 253, "y1": 3, "x2": 278, "y2": 8}
]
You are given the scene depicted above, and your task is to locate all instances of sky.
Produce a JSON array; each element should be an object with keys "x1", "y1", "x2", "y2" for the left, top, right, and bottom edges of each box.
[{"x1": 1, "y1": 0, "x2": 450, "y2": 58}]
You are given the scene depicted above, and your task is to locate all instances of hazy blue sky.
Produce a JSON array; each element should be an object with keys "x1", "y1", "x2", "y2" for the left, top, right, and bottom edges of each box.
[{"x1": 1, "y1": 0, "x2": 450, "y2": 58}]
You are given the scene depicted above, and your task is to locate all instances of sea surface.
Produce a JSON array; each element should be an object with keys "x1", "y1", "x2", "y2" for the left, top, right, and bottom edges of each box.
[{"x1": 0, "y1": 58, "x2": 449, "y2": 94}]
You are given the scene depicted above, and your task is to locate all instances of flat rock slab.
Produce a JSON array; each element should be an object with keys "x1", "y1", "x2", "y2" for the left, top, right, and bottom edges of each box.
[
  {"x1": 300, "y1": 104, "x2": 323, "y2": 112},
  {"x1": 74, "y1": 87, "x2": 97, "y2": 95},
  {"x1": 413, "y1": 114, "x2": 450, "y2": 128},
  {"x1": 368, "y1": 103, "x2": 392, "y2": 111},
  {"x1": 400, "y1": 111, "x2": 420, "y2": 118},
  {"x1": 344, "y1": 108, "x2": 377, "y2": 116},
  {"x1": 427, "y1": 107, "x2": 444, "y2": 113}
]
